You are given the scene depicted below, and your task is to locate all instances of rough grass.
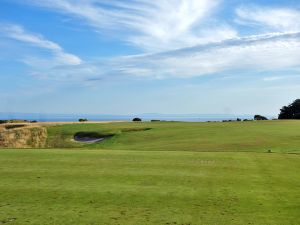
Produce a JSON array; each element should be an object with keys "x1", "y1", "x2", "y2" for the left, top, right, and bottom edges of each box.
[
  {"x1": 0, "y1": 149, "x2": 299, "y2": 225},
  {"x1": 47, "y1": 120, "x2": 300, "y2": 153},
  {"x1": 0, "y1": 126, "x2": 47, "y2": 148}
]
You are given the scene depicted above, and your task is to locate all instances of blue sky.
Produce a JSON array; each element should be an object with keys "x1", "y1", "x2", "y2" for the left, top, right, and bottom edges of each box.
[{"x1": 1, "y1": 0, "x2": 300, "y2": 116}]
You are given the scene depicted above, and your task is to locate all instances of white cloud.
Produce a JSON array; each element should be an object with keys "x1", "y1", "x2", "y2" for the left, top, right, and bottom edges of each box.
[
  {"x1": 236, "y1": 6, "x2": 300, "y2": 32},
  {"x1": 4, "y1": 2, "x2": 300, "y2": 82},
  {"x1": 21, "y1": 0, "x2": 237, "y2": 51},
  {"x1": 262, "y1": 74, "x2": 300, "y2": 81},
  {"x1": 263, "y1": 76, "x2": 285, "y2": 81},
  {"x1": 36, "y1": 31, "x2": 300, "y2": 81},
  {"x1": 112, "y1": 32, "x2": 300, "y2": 78},
  {"x1": 0, "y1": 23, "x2": 82, "y2": 65}
]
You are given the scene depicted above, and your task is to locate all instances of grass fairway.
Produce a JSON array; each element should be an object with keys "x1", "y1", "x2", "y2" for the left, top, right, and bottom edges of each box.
[
  {"x1": 47, "y1": 120, "x2": 300, "y2": 153},
  {"x1": 1, "y1": 121, "x2": 300, "y2": 224},
  {"x1": 0, "y1": 150, "x2": 300, "y2": 225}
]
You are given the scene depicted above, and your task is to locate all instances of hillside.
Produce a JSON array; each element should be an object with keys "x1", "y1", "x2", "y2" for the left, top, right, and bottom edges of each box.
[{"x1": 46, "y1": 120, "x2": 300, "y2": 153}]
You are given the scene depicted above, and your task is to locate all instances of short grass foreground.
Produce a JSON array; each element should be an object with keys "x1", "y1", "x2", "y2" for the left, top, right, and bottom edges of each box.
[
  {"x1": 0, "y1": 150, "x2": 299, "y2": 225},
  {"x1": 1, "y1": 121, "x2": 300, "y2": 224}
]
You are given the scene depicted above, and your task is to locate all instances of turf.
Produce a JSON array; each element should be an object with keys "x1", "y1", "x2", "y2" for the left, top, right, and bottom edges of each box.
[
  {"x1": 0, "y1": 150, "x2": 300, "y2": 225},
  {"x1": 47, "y1": 120, "x2": 300, "y2": 153},
  {"x1": 1, "y1": 121, "x2": 300, "y2": 224}
]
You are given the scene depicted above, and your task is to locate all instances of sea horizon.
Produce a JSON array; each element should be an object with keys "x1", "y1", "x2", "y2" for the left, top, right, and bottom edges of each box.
[{"x1": 0, "y1": 112, "x2": 275, "y2": 122}]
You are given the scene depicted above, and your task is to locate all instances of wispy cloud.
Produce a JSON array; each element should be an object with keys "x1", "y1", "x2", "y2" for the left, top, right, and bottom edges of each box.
[
  {"x1": 36, "y1": 31, "x2": 300, "y2": 81},
  {"x1": 262, "y1": 74, "x2": 300, "y2": 81},
  {"x1": 0, "y1": 23, "x2": 82, "y2": 66},
  {"x1": 263, "y1": 76, "x2": 285, "y2": 81},
  {"x1": 3, "y1": 1, "x2": 300, "y2": 82},
  {"x1": 236, "y1": 6, "x2": 300, "y2": 32},
  {"x1": 20, "y1": 0, "x2": 237, "y2": 51}
]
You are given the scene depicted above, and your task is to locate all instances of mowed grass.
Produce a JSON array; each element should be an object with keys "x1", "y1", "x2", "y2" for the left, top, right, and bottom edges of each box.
[
  {"x1": 1, "y1": 121, "x2": 300, "y2": 224},
  {"x1": 47, "y1": 120, "x2": 300, "y2": 153},
  {"x1": 0, "y1": 149, "x2": 300, "y2": 225}
]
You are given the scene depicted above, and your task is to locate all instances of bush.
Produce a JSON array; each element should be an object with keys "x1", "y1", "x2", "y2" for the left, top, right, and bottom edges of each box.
[
  {"x1": 151, "y1": 120, "x2": 160, "y2": 122},
  {"x1": 254, "y1": 115, "x2": 268, "y2": 120},
  {"x1": 222, "y1": 120, "x2": 233, "y2": 122},
  {"x1": 0, "y1": 120, "x2": 8, "y2": 124},
  {"x1": 78, "y1": 118, "x2": 88, "y2": 122},
  {"x1": 132, "y1": 118, "x2": 142, "y2": 122}
]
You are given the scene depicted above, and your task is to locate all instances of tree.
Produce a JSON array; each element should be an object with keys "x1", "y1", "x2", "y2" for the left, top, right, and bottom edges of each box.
[
  {"x1": 132, "y1": 118, "x2": 142, "y2": 122},
  {"x1": 254, "y1": 115, "x2": 268, "y2": 120},
  {"x1": 278, "y1": 99, "x2": 300, "y2": 119},
  {"x1": 79, "y1": 118, "x2": 88, "y2": 122}
]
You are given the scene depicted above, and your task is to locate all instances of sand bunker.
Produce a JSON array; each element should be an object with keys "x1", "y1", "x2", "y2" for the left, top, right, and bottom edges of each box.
[{"x1": 74, "y1": 132, "x2": 112, "y2": 143}]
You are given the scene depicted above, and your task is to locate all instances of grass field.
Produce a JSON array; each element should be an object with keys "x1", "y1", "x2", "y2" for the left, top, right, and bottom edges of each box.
[
  {"x1": 47, "y1": 120, "x2": 300, "y2": 153},
  {"x1": 1, "y1": 121, "x2": 300, "y2": 224}
]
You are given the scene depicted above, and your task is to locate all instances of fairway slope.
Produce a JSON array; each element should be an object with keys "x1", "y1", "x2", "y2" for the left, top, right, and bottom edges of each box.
[{"x1": 46, "y1": 120, "x2": 300, "y2": 153}]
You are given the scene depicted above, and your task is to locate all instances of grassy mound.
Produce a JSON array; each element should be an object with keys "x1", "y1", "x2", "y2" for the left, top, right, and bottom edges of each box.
[{"x1": 46, "y1": 120, "x2": 300, "y2": 153}]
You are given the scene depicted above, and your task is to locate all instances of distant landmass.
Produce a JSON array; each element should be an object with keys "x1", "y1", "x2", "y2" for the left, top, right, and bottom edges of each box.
[{"x1": 0, "y1": 112, "x2": 273, "y2": 122}]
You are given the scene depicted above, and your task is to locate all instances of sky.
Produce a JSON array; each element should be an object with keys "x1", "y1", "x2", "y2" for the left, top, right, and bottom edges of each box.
[{"x1": 0, "y1": 0, "x2": 300, "y2": 116}]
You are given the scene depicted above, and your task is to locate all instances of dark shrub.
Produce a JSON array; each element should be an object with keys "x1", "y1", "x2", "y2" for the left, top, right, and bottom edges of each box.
[
  {"x1": 151, "y1": 120, "x2": 160, "y2": 122},
  {"x1": 0, "y1": 120, "x2": 8, "y2": 124},
  {"x1": 278, "y1": 99, "x2": 300, "y2": 119},
  {"x1": 254, "y1": 115, "x2": 268, "y2": 120},
  {"x1": 79, "y1": 118, "x2": 88, "y2": 122},
  {"x1": 5, "y1": 124, "x2": 26, "y2": 129},
  {"x1": 132, "y1": 118, "x2": 142, "y2": 122},
  {"x1": 121, "y1": 128, "x2": 151, "y2": 132}
]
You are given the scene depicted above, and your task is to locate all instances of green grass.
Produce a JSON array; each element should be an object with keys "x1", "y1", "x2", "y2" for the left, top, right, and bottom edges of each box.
[
  {"x1": 1, "y1": 120, "x2": 300, "y2": 224},
  {"x1": 47, "y1": 120, "x2": 300, "y2": 153},
  {"x1": 0, "y1": 149, "x2": 299, "y2": 225}
]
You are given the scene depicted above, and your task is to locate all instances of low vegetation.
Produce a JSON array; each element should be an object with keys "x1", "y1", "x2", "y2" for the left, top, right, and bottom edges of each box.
[
  {"x1": 1, "y1": 119, "x2": 300, "y2": 224},
  {"x1": 0, "y1": 125, "x2": 47, "y2": 148},
  {"x1": 0, "y1": 119, "x2": 30, "y2": 124}
]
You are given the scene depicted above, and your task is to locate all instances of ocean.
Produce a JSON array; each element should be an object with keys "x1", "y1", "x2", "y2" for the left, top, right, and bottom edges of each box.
[{"x1": 0, "y1": 112, "x2": 262, "y2": 122}]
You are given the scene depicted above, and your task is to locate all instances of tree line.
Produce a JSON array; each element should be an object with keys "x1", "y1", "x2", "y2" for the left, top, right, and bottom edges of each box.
[{"x1": 278, "y1": 99, "x2": 300, "y2": 119}]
